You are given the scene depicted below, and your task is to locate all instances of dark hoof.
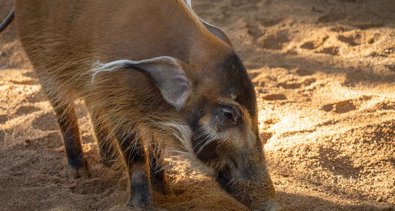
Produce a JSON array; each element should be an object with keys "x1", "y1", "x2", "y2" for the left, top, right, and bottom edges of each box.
[
  {"x1": 74, "y1": 167, "x2": 91, "y2": 179},
  {"x1": 71, "y1": 158, "x2": 91, "y2": 178},
  {"x1": 127, "y1": 201, "x2": 156, "y2": 211}
]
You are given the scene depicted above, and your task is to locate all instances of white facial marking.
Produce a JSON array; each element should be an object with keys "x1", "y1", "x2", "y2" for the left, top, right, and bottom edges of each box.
[{"x1": 157, "y1": 121, "x2": 192, "y2": 151}]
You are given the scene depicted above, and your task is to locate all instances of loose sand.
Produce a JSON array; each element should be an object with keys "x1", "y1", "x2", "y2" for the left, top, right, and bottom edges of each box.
[{"x1": 1, "y1": 0, "x2": 394, "y2": 210}]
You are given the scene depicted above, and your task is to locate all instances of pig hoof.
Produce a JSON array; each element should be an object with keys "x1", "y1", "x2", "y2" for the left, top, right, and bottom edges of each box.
[
  {"x1": 127, "y1": 201, "x2": 156, "y2": 211},
  {"x1": 263, "y1": 199, "x2": 282, "y2": 211},
  {"x1": 74, "y1": 167, "x2": 91, "y2": 179},
  {"x1": 252, "y1": 199, "x2": 282, "y2": 211},
  {"x1": 72, "y1": 159, "x2": 91, "y2": 179}
]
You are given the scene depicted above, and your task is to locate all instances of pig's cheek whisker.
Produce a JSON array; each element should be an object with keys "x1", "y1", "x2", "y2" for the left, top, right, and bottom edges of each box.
[
  {"x1": 211, "y1": 159, "x2": 224, "y2": 170},
  {"x1": 193, "y1": 131, "x2": 209, "y2": 141},
  {"x1": 152, "y1": 165, "x2": 166, "y2": 174},
  {"x1": 193, "y1": 132, "x2": 213, "y2": 152}
]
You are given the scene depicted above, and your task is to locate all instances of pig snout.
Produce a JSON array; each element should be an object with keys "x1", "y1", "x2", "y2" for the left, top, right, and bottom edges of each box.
[
  {"x1": 252, "y1": 199, "x2": 282, "y2": 211},
  {"x1": 216, "y1": 156, "x2": 281, "y2": 211}
]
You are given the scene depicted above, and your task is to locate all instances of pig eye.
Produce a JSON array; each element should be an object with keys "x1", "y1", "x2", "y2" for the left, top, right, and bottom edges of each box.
[
  {"x1": 218, "y1": 105, "x2": 242, "y2": 127},
  {"x1": 222, "y1": 107, "x2": 239, "y2": 123}
]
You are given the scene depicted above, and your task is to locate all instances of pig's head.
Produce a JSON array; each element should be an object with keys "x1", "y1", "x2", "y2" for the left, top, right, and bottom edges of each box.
[{"x1": 178, "y1": 53, "x2": 280, "y2": 210}]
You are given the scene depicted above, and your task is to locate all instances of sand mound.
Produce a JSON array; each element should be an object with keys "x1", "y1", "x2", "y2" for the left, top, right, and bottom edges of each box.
[{"x1": 1, "y1": 0, "x2": 394, "y2": 210}]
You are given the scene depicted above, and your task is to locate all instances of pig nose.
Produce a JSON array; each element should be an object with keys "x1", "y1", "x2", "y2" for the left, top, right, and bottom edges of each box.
[{"x1": 254, "y1": 199, "x2": 282, "y2": 211}]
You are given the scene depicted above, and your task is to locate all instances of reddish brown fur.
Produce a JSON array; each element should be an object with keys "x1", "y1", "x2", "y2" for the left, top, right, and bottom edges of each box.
[{"x1": 14, "y1": 0, "x2": 280, "y2": 210}]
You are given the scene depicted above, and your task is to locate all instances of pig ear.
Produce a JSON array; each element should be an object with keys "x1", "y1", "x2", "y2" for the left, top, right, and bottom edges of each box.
[
  {"x1": 201, "y1": 20, "x2": 233, "y2": 47},
  {"x1": 185, "y1": 0, "x2": 192, "y2": 8},
  {"x1": 183, "y1": 0, "x2": 232, "y2": 46},
  {"x1": 93, "y1": 56, "x2": 192, "y2": 110}
]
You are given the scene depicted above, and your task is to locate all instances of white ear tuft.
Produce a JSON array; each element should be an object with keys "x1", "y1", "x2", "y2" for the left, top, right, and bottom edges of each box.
[{"x1": 185, "y1": 0, "x2": 192, "y2": 8}]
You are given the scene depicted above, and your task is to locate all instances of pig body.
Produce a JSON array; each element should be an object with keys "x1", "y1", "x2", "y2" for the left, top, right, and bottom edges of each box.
[{"x1": 13, "y1": 0, "x2": 280, "y2": 210}]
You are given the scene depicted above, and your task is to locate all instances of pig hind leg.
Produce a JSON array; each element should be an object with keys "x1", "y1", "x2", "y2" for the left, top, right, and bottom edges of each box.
[{"x1": 44, "y1": 89, "x2": 89, "y2": 178}]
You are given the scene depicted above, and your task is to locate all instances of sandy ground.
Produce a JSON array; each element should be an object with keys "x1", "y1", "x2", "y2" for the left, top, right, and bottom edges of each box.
[{"x1": 1, "y1": 0, "x2": 395, "y2": 210}]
